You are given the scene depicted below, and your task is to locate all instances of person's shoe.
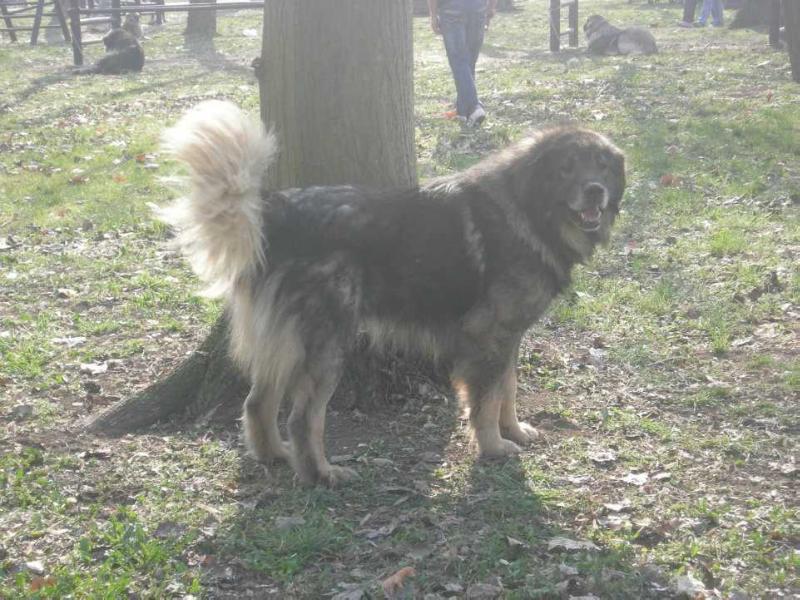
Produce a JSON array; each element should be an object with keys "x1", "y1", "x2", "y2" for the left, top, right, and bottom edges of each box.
[
  {"x1": 712, "y1": 21, "x2": 723, "y2": 27},
  {"x1": 467, "y1": 104, "x2": 486, "y2": 127},
  {"x1": 678, "y1": 20, "x2": 693, "y2": 28}
]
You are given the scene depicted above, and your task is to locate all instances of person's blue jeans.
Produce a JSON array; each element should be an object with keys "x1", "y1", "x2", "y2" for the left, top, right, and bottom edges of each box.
[
  {"x1": 439, "y1": 9, "x2": 485, "y2": 117},
  {"x1": 698, "y1": 0, "x2": 723, "y2": 26}
]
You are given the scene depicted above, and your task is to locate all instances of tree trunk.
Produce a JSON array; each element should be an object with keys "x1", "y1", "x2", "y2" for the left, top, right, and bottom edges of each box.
[
  {"x1": 84, "y1": 317, "x2": 248, "y2": 434},
  {"x1": 184, "y1": 0, "x2": 216, "y2": 47},
  {"x1": 88, "y1": 0, "x2": 425, "y2": 435},
  {"x1": 786, "y1": 0, "x2": 800, "y2": 82},
  {"x1": 259, "y1": 0, "x2": 415, "y2": 188},
  {"x1": 729, "y1": 0, "x2": 770, "y2": 29}
]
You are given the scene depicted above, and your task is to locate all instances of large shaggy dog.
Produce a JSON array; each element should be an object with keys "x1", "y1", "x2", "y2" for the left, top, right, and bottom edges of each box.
[
  {"x1": 74, "y1": 28, "x2": 144, "y2": 75},
  {"x1": 159, "y1": 101, "x2": 625, "y2": 486},
  {"x1": 584, "y1": 15, "x2": 658, "y2": 56}
]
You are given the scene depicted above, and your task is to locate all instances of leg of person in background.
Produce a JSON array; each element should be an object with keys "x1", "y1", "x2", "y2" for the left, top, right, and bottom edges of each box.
[
  {"x1": 440, "y1": 11, "x2": 480, "y2": 121},
  {"x1": 696, "y1": 0, "x2": 712, "y2": 26},
  {"x1": 679, "y1": 0, "x2": 698, "y2": 27},
  {"x1": 464, "y1": 9, "x2": 487, "y2": 126},
  {"x1": 711, "y1": 0, "x2": 724, "y2": 26}
]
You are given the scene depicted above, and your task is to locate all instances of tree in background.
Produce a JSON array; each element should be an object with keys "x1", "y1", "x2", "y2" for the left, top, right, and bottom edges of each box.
[
  {"x1": 786, "y1": 0, "x2": 800, "y2": 82},
  {"x1": 88, "y1": 0, "x2": 420, "y2": 434}
]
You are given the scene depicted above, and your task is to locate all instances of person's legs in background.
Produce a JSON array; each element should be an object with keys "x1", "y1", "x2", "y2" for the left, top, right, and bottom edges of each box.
[
  {"x1": 440, "y1": 11, "x2": 479, "y2": 119},
  {"x1": 679, "y1": 0, "x2": 698, "y2": 27},
  {"x1": 711, "y1": 0, "x2": 724, "y2": 26},
  {"x1": 696, "y1": 0, "x2": 712, "y2": 26},
  {"x1": 463, "y1": 9, "x2": 487, "y2": 125}
]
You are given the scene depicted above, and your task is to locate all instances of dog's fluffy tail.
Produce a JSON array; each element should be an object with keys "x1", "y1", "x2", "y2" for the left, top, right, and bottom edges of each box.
[{"x1": 157, "y1": 100, "x2": 277, "y2": 297}]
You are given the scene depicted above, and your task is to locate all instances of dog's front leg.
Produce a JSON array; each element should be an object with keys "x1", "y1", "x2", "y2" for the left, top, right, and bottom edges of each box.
[
  {"x1": 453, "y1": 348, "x2": 524, "y2": 458},
  {"x1": 498, "y1": 355, "x2": 539, "y2": 445}
]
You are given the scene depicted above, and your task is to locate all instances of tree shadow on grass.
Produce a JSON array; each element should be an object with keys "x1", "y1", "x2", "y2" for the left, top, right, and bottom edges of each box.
[{"x1": 482, "y1": 43, "x2": 586, "y2": 64}]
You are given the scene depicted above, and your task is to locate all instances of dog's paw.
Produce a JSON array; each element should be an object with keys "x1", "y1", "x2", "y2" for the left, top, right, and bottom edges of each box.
[
  {"x1": 318, "y1": 465, "x2": 359, "y2": 488},
  {"x1": 267, "y1": 441, "x2": 292, "y2": 462},
  {"x1": 503, "y1": 421, "x2": 539, "y2": 445},
  {"x1": 479, "y1": 438, "x2": 523, "y2": 458},
  {"x1": 251, "y1": 441, "x2": 291, "y2": 464}
]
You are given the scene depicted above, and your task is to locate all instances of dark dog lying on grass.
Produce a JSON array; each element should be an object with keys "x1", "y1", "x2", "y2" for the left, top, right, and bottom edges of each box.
[
  {"x1": 584, "y1": 14, "x2": 658, "y2": 56},
  {"x1": 74, "y1": 28, "x2": 144, "y2": 75},
  {"x1": 157, "y1": 101, "x2": 626, "y2": 486}
]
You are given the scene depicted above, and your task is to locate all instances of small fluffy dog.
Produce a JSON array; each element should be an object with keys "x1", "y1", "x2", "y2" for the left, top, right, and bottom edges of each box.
[
  {"x1": 159, "y1": 101, "x2": 625, "y2": 486},
  {"x1": 584, "y1": 15, "x2": 658, "y2": 55}
]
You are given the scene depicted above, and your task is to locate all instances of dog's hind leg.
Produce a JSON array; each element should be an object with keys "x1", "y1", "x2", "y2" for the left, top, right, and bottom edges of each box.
[
  {"x1": 243, "y1": 377, "x2": 291, "y2": 463},
  {"x1": 287, "y1": 343, "x2": 356, "y2": 487}
]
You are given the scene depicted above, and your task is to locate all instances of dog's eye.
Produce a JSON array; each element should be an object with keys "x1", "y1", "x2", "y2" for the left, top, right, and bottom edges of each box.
[{"x1": 559, "y1": 159, "x2": 574, "y2": 178}]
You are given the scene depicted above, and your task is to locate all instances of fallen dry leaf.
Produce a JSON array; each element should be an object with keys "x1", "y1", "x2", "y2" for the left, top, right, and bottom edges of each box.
[
  {"x1": 621, "y1": 472, "x2": 649, "y2": 486},
  {"x1": 547, "y1": 536, "x2": 600, "y2": 552},
  {"x1": 381, "y1": 566, "x2": 415, "y2": 598},
  {"x1": 30, "y1": 576, "x2": 56, "y2": 592},
  {"x1": 659, "y1": 173, "x2": 680, "y2": 187}
]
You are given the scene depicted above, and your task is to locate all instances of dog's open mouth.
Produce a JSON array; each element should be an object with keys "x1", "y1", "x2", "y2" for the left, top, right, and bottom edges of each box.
[{"x1": 578, "y1": 207, "x2": 603, "y2": 231}]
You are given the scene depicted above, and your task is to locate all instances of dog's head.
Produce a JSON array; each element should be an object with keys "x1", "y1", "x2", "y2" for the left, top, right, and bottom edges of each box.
[
  {"x1": 584, "y1": 14, "x2": 609, "y2": 36},
  {"x1": 510, "y1": 127, "x2": 625, "y2": 253}
]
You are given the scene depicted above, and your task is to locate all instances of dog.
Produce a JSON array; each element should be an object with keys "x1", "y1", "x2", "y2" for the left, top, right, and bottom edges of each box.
[
  {"x1": 158, "y1": 101, "x2": 625, "y2": 487},
  {"x1": 73, "y1": 28, "x2": 144, "y2": 75},
  {"x1": 584, "y1": 15, "x2": 658, "y2": 55}
]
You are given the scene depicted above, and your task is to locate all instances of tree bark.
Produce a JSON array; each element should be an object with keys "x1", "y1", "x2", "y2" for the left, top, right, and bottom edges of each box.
[
  {"x1": 85, "y1": 317, "x2": 247, "y2": 434},
  {"x1": 88, "y1": 0, "x2": 423, "y2": 435},
  {"x1": 259, "y1": 0, "x2": 416, "y2": 188},
  {"x1": 785, "y1": 0, "x2": 800, "y2": 82},
  {"x1": 184, "y1": 0, "x2": 216, "y2": 47},
  {"x1": 729, "y1": 0, "x2": 771, "y2": 29}
]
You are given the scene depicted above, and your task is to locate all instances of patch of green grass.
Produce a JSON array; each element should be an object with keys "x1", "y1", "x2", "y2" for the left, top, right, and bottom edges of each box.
[
  {"x1": 683, "y1": 385, "x2": 733, "y2": 409},
  {"x1": 783, "y1": 362, "x2": 800, "y2": 393},
  {"x1": 219, "y1": 512, "x2": 349, "y2": 582},
  {"x1": 708, "y1": 227, "x2": 747, "y2": 257},
  {"x1": 601, "y1": 408, "x2": 673, "y2": 440},
  {"x1": 2, "y1": 1, "x2": 799, "y2": 598},
  {"x1": 2, "y1": 508, "x2": 200, "y2": 599}
]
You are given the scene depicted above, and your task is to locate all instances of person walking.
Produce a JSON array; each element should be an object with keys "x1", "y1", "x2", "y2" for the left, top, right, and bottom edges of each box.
[
  {"x1": 678, "y1": 0, "x2": 698, "y2": 28},
  {"x1": 428, "y1": 0, "x2": 498, "y2": 127},
  {"x1": 696, "y1": 0, "x2": 724, "y2": 27}
]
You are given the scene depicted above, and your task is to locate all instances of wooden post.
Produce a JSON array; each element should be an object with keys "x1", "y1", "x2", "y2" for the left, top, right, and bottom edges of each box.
[
  {"x1": 30, "y1": 0, "x2": 45, "y2": 45},
  {"x1": 549, "y1": 0, "x2": 560, "y2": 52},
  {"x1": 110, "y1": 0, "x2": 119, "y2": 28},
  {"x1": 568, "y1": 0, "x2": 578, "y2": 47},
  {"x1": 1, "y1": 0, "x2": 18, "y2": 42},
  {"x1": 53, "y1": 0, "x2": 71, "y2": 42},
  {"x1": 155, "y1": 0, "x2": 164, "y2": 24},
  {"x1": 68, "y1": 0, "x2": 82, "y2": 65},
  {"x1": 768, "y1": 0, "x2": 781, "y2": 47}
]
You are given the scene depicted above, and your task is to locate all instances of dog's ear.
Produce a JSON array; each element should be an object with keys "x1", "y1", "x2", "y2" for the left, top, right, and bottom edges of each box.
[{"x1": 608, "y1": 152, "x2": 626, "y2": 212}]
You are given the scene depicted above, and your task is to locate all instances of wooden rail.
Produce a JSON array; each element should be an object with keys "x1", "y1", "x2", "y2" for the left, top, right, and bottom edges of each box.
[
  {"x1": 0, "y1": 0, "x2": 70, "y2": 45},
  {"x1": 67, "y1": 0, "x2": 264, "y2": 66}
]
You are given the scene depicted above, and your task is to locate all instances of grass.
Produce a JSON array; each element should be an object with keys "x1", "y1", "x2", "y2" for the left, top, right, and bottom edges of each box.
[{"x1": 1, "y1": 0, "x2": 799, "y2": 598}]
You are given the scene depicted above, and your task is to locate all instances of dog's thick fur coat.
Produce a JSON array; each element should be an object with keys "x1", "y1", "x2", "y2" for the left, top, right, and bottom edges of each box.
[
  {"x1": 584, "y1": 15, "x2": 658, "y2": 56},
  {"x1": 159, "y1": 101, "x2": 625, "y2": 486},
  {"x1": 74, "y1": 28, "x2": 145, "y2": 75}
]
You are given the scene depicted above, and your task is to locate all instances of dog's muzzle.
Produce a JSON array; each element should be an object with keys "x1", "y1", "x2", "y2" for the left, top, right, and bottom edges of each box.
[{"x1": 577, "y1": 183, "x2": 608, "y2": 231}]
